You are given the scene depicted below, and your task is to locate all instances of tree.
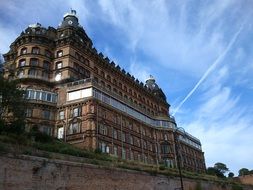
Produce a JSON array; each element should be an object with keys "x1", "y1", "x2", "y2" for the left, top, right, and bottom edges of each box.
[
  {"x1": 228, "y1": 172, "x2": 234, "y2": 178},
  {"x1": 207, "y1": 167, "x2": 224, "y2": 178},
  {"x1": 0, "y1": 54, "x2": 3, "y2": 74},
  {"x1": 238, "y1": 168, "x2": 250, "y2": 176},
  {"x1": 214, "y1": 162, "x2": 229, "y2": 175},
  {"x1": 0, "y1": 76, "x2": 27, "y2": 134},
  {"x1": 207, "y1": 162, "x2": 229, "y2": 178}
]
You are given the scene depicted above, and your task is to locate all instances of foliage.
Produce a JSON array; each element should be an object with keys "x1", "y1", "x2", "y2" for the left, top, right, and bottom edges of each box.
[
  {"x1": 0, "y1": 76, "x2": 27, "y2": 134},
  {"x1": 228, "y1": 172, "x2": 234, "y2": 178},
  {"x1": 28, "y1": 126, "x2": 54, "y2": 143},
  {"x1": 206, "y1": 167, "x2": 224, "y2": 178},
  {"x1": 238, "y1": 168, "x2": 250, "y2": 176},
  {"x1": 232, "y1": 184, "x2": 243, "y2": 190},
  {"x1": 214, "y1": 162, "x2": 229, "y2": 175}
]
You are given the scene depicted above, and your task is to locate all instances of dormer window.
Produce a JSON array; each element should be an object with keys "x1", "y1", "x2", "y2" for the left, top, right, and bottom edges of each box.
[
  {"x1": 32, "y1": 47, "x2": 40, "y2": 54},
  {"x1": 20, "y1": 47, "x2": 27, "y2": 55},
  {"x1": 57, "y1": 50, "x2": 63, "y2": 57}
]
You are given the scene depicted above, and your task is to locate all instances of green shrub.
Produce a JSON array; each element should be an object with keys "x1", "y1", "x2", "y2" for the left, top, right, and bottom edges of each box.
[
  {"x1": 159, "y1": 165, "x2": 166, "y2": 170},
  {"x1": 0, "y1": 143, "x2": 6, "y2": 152},
  {"x1": 232, "y1": 184, "x2": 243, "y2": 190}
]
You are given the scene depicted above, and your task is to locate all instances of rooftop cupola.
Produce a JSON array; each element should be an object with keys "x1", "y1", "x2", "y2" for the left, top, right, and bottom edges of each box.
[
  {"x1": 59, "y1": 9, "x2": 81, "y2": 29},
  {"x1": 145, "y1": 75, "x2": 167, "y2": 101},
  {"x1": 145, "y1": 75, "x2": 159, "y2": 91}
]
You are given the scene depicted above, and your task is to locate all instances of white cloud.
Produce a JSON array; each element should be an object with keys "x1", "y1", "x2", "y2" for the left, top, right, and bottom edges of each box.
[{"x1": 179, "y1": 65, "x2": 253, "y2": 174}]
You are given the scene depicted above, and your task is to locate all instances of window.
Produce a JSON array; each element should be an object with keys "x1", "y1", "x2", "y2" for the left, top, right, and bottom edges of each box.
[
  {"x1": 75, "y1": 52, "x2": 80, "y2": 59},
  {"x1": 20, "y1": 47, "x2": 27, "y2": 55},
  {"x1": 121, "y1": 132, "x2": 126, "y2": 142},
  {"x1": 143, "y1": 141, "x2": 147, "y2": 149},
  {"x1": 17, "y1": 70, "x2": 24, "y2": 78},
  {"x1": 45, "y1": 50, "x2": 51, "y2": 57},
  {"x1": 18, "y1": 59, "x2": 26, "y2": 67},
  {"x1": 136, "y1": 138, "x2": 140, "y2": 147},
  {"x1": 43, "y1": 110, "x2": 51, "y2": 120},
  {"x1": 164, "y1": 134, "x2": 168, "y2": 141},
  {"x1": 56, "y1": 62, "x2": 62, "y2": 69},
  {"x1": 30, "y1": 58, "x2": 39, "y2": 66},
  {"x1": 59, "y1": 111, "x2": 64, "y2": 120},
  {"x1": 46, "y1": 93, "x2": 52, "y2": 101},
  {"x1": 55, "y1": 72, "x2": 62, "y2": 81},
  {"x1": 113, "y1": 129, "x2": 117, "y2": 139},
  {"x1": 99, "y1": 124, "x2": 107, "y2": 135},
  {"x1": 41, "y1": 92, "x2": 46, "y2": 101},
  {"x1": 122, "y1": 148, "x2": 126, "y2": 159},
  {"x1": 25, "y1": 109, "x2": 32, "y2": 117},
  {"x1": 28, "y1": 69, "x2": 36, "y2": 76},
  {"x1": 40, "y1": 125, "x2": 51, "y2": 135},
  {"x1": 69, "y1": 122, "x2": 80, "y2": 134},
  {"x1": 42, "y1": 71, "x2": 49, "y2": 79},
  {"x1": 32, "y1": 47, "x2": 40, "y2": 54},
  {"x1": 43, "y1": 61, "x2": 50, "y2": 70},
  {"x1": 99, "y1": 142, "x2": 109, "y2": 153},
  {"x1": 130, "y1": 150, "x2": 134, "y2": 160},
  {"x1": 57, "y1": 50, "x2": 63, "y2": 57},
  {"x1": 161, "y1": 143, "x2": 171, "y2": 154},
  {"x1": 73, "y1": 107, "x2": 81, "y2": 117},
  {"x1": 113, "y1": 146, "x2": 118, "y2": 156},
  {"x1": 129, "y1": 134, "x2": 133, "y2": 145},
  {"x1": 100, "y1": 71, "x2": 105, "y2": 78}
]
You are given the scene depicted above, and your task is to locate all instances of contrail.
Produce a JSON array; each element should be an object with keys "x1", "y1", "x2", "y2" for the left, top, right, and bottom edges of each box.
[{"x1": 172, "y1": 24, "x2": 244, "y2": 116}]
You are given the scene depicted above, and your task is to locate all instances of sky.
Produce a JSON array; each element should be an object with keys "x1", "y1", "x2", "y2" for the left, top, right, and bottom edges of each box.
[{"x1": 0, "y1": 0, "x2": 253, "y2": 175}]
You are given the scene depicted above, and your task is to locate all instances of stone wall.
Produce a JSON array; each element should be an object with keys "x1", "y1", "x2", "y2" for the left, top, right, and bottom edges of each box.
[
  {"x1": 235, "y1": 175, "x2": 253, "y2": 185},
  {"x1": 0, "y1": 153, "x2": 252, "y2": 190}
]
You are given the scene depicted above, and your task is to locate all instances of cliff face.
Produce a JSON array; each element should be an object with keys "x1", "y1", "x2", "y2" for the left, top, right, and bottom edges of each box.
[{"x1": 0, "y1": 153, "x2": 252, "y2": 190}]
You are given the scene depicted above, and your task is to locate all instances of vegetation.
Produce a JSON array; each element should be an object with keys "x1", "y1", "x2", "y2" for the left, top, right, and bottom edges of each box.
[
  {"x1": 206, "y1": 162, "x2": 229, "y2": 178},
  {"x1": 238, "y1": 168, "x2": 253, "y2": 176},
  {"x1": 228, "y1": 172, "x2": 235, "y2": 178},
  {"x1": 0, "y1": 75, "x2": 27, "y2": 134}
]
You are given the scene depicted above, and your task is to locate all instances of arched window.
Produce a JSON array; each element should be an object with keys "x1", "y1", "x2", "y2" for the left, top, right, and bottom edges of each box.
[
  {"x1": 19, "y1": 59, "x2": 26, "y2": 67},
  {"x1": 20, "y1": 47, "x2": 27, "y2": 55},
  {"x1": 32, "y1": 47, "x2": 40, "y2": 54}
]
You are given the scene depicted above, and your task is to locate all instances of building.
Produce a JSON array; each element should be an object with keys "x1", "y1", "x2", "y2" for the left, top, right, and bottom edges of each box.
[{"x1": 2, "y1": 10, "x2": 206, "y2": 172}]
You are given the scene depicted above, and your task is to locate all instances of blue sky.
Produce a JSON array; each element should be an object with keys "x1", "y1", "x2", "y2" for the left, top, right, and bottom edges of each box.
[{"x1": 1, "y1": 0, "x2": 253, "y2": 175}]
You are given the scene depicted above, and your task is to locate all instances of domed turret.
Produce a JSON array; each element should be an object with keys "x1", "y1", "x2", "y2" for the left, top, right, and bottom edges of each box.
[
  {"x1": 59, "y1": 9, "x2": 82, "y2": 29},
  {"x1": 145, "y1": 75, "x2": 159, "y2": 91},
  {"x1": 145, "y1": 75, "x2": 167, "y2": 101}
]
